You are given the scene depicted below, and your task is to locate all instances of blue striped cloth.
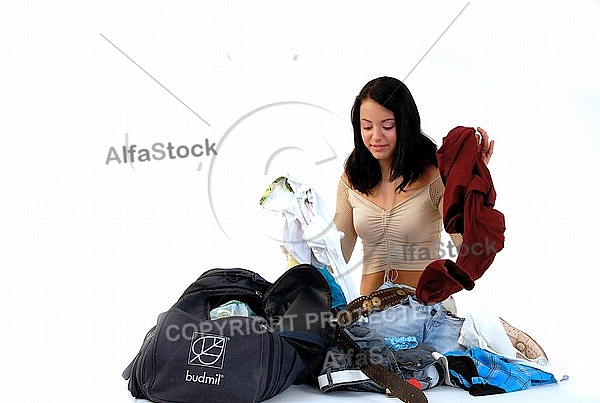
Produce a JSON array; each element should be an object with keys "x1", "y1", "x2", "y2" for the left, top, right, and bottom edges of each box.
[{"x1": 445, "y1": 347, "x2": 556, "y2": 393}]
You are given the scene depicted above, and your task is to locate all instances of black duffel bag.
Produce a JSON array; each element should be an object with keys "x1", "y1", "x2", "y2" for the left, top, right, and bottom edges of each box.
[{"x1": 122, "y1": 264, "x2": 336, "y2": 403}]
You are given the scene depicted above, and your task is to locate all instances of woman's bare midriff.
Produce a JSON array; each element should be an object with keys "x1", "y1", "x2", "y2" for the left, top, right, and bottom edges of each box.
[
  {"x1": 360, "y1": 269, "x2": 424, "y2": 295},
  {"x1": 385, "y1": 269, "x2": 423, "y2": 289}
]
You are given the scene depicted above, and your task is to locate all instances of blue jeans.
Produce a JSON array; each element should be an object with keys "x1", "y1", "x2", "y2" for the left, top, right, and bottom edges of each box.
[
  {"x1": 319, "y1": 323, "x2": 444, "y2": 392},
  {"x1": 318, "y1": 283, "x2": 465, "y2": 393},
  {"x1": 360, "y1": 282, "x2": 465, "y2": 354}
]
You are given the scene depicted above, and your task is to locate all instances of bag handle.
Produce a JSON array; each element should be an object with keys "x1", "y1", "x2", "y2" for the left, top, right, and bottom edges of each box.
[{"x1": 335, "y1": 288, "x2": 428, "y2": 403}]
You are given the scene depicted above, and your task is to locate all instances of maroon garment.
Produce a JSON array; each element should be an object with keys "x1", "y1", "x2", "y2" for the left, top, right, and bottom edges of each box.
[{"x1": 416, "y1": 126, "x2": 506, "y2": 304}]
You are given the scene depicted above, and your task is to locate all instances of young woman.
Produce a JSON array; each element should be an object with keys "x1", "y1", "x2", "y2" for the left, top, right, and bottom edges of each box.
[
  {"x1": 332, "y1": 76, "x2": 548, "y2": 362},
  {"x1": 334, "y1": 76, "x2": 493, "y2": 295}
]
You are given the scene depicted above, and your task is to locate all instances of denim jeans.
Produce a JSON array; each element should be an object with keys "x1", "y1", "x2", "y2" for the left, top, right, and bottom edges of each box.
[
  {"x1": 361, "y1": 282, "x2": 465, "y2": 354},
  {"x1": 318, "y1": 282, "x2": 465, "y2": 393}
]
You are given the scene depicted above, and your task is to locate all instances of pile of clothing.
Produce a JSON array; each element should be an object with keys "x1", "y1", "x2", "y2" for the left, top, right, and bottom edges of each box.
[{"x1": 319, "y1": 288, "x2": 567, "y2": 396}]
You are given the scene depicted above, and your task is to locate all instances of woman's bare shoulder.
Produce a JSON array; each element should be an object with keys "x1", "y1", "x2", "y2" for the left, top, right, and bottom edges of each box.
[{"x1": 410, "y1": 164, "x2": 439, "y2": 190}]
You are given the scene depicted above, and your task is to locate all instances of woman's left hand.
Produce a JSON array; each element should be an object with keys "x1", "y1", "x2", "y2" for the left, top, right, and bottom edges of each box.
[{"x1": 477, "y1": 127, "x2": 494, "y2": 165}]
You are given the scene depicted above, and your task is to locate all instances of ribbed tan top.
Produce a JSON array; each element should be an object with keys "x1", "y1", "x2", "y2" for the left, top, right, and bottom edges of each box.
[{"x1": 335, "y1": 175, "x2": 460, "y2": 275}]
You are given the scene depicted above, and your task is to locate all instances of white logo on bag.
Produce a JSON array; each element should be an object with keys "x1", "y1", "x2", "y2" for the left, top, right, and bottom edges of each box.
[
  {"x1": 185, "y1": 369, "x2": 224, "y2": 386},
  {"x1": 188, "y1": 332, "x2": 228, "y2": 369}
]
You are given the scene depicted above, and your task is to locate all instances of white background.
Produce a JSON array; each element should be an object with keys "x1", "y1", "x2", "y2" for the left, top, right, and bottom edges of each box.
[{"x1": 2, "y1": 0, "x2": 599, "y2": 402}]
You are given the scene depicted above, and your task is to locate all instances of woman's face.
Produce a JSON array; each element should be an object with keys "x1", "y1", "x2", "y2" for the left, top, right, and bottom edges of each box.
[{"x1": 359, "y1": 98, "x2": 397, "y2": 164}]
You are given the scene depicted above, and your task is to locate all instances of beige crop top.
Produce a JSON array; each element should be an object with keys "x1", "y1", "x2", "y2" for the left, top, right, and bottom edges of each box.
[{"x1": 335, "y1": 176, "x2": 462, "y2": 275}]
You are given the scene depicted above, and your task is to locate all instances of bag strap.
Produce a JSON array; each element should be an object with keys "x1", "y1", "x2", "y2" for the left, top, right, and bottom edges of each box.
[{"x1": 335, "y1": 287, "x2": 428, "y2": 403}]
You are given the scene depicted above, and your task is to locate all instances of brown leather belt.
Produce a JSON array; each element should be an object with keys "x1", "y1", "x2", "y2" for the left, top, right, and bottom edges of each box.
[{"x1": 335, "y1": 287, "x2": 428, "y2": 403}]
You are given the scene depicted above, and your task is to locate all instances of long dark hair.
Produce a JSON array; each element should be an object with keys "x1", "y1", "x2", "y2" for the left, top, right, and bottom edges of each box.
[{"x1": 345, "y1": 76, "x2": 437, "y2": 194}]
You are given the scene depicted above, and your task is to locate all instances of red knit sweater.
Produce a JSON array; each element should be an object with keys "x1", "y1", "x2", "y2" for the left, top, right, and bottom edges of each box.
[{"x1": 416, "y1": 126, "x2": 506, "y2": 304}]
